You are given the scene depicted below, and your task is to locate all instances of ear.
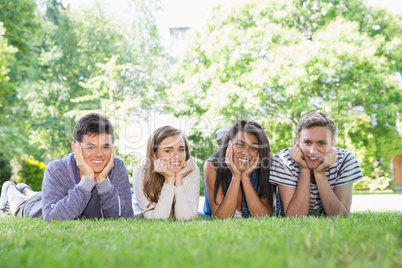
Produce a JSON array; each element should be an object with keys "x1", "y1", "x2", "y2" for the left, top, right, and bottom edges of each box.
[
  {"x1": 297, "y1": 137, "x2": 300, "y2": 144},
  {"x1": 153, "y1": 153, "x2": 157, "y2": 160},
  {"x1": 331, "y1": 139, "x2": 336, "y2": 148},
  {"x1": 71, "y1": 142, "x2": 76, "y2": 152}
]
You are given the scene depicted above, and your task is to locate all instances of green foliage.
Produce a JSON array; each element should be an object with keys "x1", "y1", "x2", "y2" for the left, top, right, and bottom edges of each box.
[
  {"x1": 187, "y1": 131, "x2": 217, "y2": 194},
  {"x1": 0, "y1": 0, "x2": 41, "y2": 82},
  {"x1": 0, "y1": 0, "x2": 169, "y2": 162},
  {"x1": 0, "y1": 0, "x2": 43, "y2": 161},
  {"x1": 0, "y1": 22, "x2": 17, "y2": 115},
  {"x1": 0, "y1": 211, "x2": 401, "y2": 267},
  {"x1": 0, "y1": 154, "x2": 12, "y2": 187},
  {"x1": 353, "y1": 167, "x2": 394, "y2": 191},
  {"x1": 169, "y1": 0, "x2": 402, "y2": 180},
  {"x1": 17, "y1": 159, "x2": 47, "y2": 191}
]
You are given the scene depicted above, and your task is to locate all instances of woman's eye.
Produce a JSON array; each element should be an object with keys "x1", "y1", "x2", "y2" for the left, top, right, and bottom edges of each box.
[
  {"x1": 251, "y1": 147, "x2": 258, "y2": 151},
  {"x1": 179, "y1": 148, "x2": 186, "y2": 152},
  {"x1": 236, "y1": 143, "x2": 243, "y2": 147}
]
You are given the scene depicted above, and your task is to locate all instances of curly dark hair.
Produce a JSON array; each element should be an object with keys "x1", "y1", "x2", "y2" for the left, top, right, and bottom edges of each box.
[{"x1": 211, "y1": 120, "x2": 275, "y2": 212}]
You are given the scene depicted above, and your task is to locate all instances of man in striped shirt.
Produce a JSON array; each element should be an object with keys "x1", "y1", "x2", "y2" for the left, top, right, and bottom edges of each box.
[{"x1": 270, "y1": 111, "x2": 363, "y2": 217}]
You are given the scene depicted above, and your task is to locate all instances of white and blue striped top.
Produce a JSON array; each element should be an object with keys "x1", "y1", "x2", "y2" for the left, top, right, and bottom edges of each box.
[{"x1": 269, "y1": 147, "x2": 364, "y2": 215}]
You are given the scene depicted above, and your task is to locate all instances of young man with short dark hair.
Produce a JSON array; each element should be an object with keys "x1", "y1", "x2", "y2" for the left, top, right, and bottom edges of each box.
[
  {"x1": 270, "y1": 111, "x2": 363, "y2": 217},
  {"x1": 0, "y1": 114, "x2": 133, "y2": 220}
]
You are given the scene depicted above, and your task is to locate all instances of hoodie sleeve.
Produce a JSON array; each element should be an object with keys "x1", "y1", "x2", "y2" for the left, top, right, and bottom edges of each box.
[
  {"x1": 42, "y1": 160, "x2": 95, "y2": 221},
  {"x1": 96, "y1": 157, "x2": 134, "y2": 218}
]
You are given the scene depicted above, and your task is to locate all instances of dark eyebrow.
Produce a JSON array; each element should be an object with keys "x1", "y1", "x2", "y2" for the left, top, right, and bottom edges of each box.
[
  {"x1": 236, "y1": 140, "x2": 258, "y2": 145},
  {"x1": 83, "y1": 142, "x2": 96, "y2": 146},
  {"x1": 303, "y1": 139, "x2": 327, "y2": 143},
  {"x1": 162, "y1": 146, "x2": 186, "y2": 149}
]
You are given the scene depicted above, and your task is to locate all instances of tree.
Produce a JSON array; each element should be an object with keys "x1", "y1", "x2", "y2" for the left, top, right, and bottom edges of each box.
[
  {"x1": 0, "y1": 24, "x2": 14, "y2": 180},
  {"x1": 169, "y1": 0, "x2": 402, "y2": 180},
  {"x1": 0, "y1": 0, "x2": 42, "y2": 160},
  {"x1": 19, "y1": 0, "x2": 169, "y2": 161},
  {"x1": 0, "y1": 0, "x2": 41, "y2": 82},
  {"x1": 0, "y1": 22, "x2": 17, "y2": 123}
]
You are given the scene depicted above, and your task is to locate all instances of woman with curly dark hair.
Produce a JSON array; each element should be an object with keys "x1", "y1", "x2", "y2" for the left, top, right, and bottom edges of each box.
[{"x1": 203, "y1": 120, "x2": 276, "y2": 218}]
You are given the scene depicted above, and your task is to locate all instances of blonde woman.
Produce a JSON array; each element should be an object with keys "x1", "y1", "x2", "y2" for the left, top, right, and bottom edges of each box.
[{"x1": 132, "y1": 126, "x2": 200, "y2": 220}]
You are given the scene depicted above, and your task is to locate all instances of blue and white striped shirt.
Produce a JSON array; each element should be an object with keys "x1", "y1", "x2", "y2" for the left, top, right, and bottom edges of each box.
[{"x1": 269, "y1": 147, "x2": 364, "y2": 215}]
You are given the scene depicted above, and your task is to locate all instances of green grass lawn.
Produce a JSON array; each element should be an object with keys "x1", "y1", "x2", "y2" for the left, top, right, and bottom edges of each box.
[
  {"x1": 353, "y1": 191, "x2": 402, "y2": 195},
  {"x1": 0, "y1": 211, "x2": 401, "y2": 268}
]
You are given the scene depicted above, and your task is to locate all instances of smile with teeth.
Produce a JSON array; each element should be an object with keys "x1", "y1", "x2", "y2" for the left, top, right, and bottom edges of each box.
[
  {"x1": 237, "y1": 158, "x2": 250, "y2": 164},
  {"x1": 170, "y1": 162, "x2": 181, "y2": 166},
  {"x1": 308, "y1": 156, "x2": 320, "y2": 161},
  {"x1": 92, "y1": 160, "x2": 104, "y2": 165}
]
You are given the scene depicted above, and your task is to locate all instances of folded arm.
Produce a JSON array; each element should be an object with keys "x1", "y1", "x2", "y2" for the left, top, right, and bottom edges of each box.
[
  {"x1": 42, "y1": 165, "x2": 94, "y2": 221},
  {"x1": 174, "y1": 166, "x2": 200, "y2": 220},
  {"x1": 241, "y1": 175, "x2": 272, "y2": 217},
  {"x1": 204, "y1": 161, "x2": 241, "y2": 218},
  {"x1": 279, "y1": 168, "x2": 311, "y2": 217},
  {"x1": 97, "y1": 159, "x2": 134, "y2": 218},
  {"x1": 314, "y1": 171, "x2": 352, "y2": 217},
  {"x1": 133, "y1": 165, "x2": 175, "y2": 219}
]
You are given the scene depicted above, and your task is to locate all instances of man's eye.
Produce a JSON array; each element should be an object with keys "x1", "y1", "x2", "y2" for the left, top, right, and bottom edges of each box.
[
  {"x1": 102, "y1": 145, "x2": 110, "y2": 150},
  {"x1": 165, "y1": 150, "x2": 171, "y2": 153},
  {"x1": 87, "y1": 146, "x2": 95, "y2": 150}
]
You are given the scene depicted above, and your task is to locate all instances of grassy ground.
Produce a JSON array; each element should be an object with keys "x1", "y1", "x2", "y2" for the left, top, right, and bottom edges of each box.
[
  {"x1": 353, "y1": 191, "x2": 402, "y2": 195},
  {"x1": 0, "y1": 211, "x2": 401, "y2": 268}
]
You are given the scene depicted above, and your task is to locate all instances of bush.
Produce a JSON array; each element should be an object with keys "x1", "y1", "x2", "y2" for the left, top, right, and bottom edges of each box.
[
  {"x1": 353, "y1": 166, "x2": 395, "y2": 192},
  {"x1": 0, "y1": 155, "x2": 12, "y2": 189},
  {"x1": 353, "y1": 176, "x2": 393, "y2": 192},
  {"x1": 18, "y1": 159, "x2": 47, "y2": 191}
]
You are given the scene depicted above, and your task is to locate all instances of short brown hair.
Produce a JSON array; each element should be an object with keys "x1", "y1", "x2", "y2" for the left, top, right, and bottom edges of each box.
[
  {"x1": 297, "y1": 111, "x2": 338, "y2": 139},
  {"x1": 73, "y1": 114, "x2": 114, "y2": 142}
]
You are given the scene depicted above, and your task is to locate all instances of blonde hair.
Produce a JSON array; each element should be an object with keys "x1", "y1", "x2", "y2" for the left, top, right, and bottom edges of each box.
[
  {"x1": 143, "y1": 126, "x2": 191, "y2": 218},
  {"x1": 298, "y1": 111, "x2": 338, "y2": 139}
]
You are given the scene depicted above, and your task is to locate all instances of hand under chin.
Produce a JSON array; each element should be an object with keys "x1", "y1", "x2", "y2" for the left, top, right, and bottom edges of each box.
[
  {"x1": 169, "y1": 167, "x2": 183, "y2": 173},
  {"x1": 93, "y1": 166, "x2": 107, "y2": 174}
]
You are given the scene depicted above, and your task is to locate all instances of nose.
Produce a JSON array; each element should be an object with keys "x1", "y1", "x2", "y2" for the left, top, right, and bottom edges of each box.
[
  {"x1": 94, "y1": 146, "x2": 103, "y2": 157},
  {"x1": 309, "y1": 144, "x2": 317, "y2": 154},
  {"x1": 241, "y1": 147, "x2": 250, "y2": 156},
  {"x1": 173, "y1": 150, "x2": 181, "y2": 159}
]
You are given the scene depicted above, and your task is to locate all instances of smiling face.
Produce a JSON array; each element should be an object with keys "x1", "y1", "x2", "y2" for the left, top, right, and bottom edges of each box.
[
  {"x1": 298, "y1": 126, "x2": 335, "y2": 169},
  {"x1": 154, "y1": 135, "x2": 187, "y2": 173},
  {"x1": 77, "y1": 133, "x2": 113, "y2": 174},
  {"x1": 232, "y1": 131, "x2": 259, "y2": 172}
]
